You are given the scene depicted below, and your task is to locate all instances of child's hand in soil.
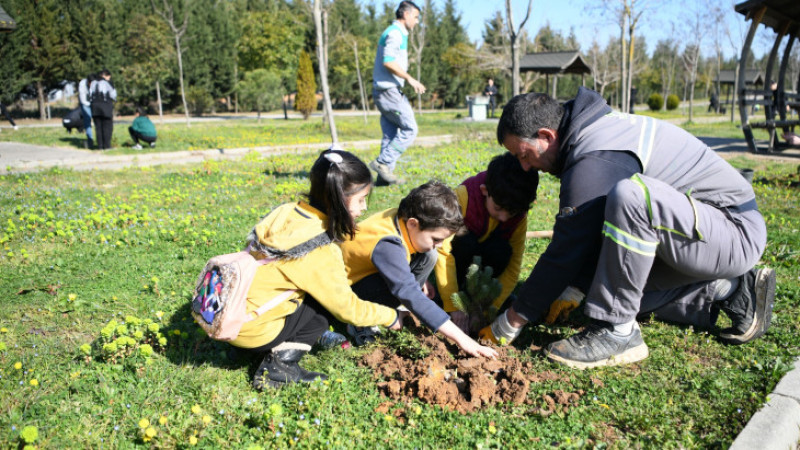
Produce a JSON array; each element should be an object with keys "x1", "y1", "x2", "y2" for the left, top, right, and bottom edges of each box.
[{"x1": 388, "y1": 309, "x2": 409, "y2": 330}]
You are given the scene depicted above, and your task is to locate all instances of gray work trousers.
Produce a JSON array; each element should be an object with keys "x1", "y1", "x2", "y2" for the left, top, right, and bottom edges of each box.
[
  {"x1": 373, "y1": 87, "x2": 418, "y2": 170},
  {"x1": 584, "y1": 175, "x2": 766, "y2": 329}
]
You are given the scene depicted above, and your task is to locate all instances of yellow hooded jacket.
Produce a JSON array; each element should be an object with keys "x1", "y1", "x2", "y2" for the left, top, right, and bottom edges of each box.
[{"x1": 231, "y1": 201, "x2": 397, "y2": 349}]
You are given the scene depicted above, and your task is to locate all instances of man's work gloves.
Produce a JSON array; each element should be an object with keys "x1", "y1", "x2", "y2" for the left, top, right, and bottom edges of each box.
[
  {"x1": 544, "y1": 286, "x2": 585, "y2": 324},
  {"x1": 478, "y1": 310, "x2": 522, "y2": 345},
  {"x1": 478, "y1": 286, "x2": 585, "y2": 345}
]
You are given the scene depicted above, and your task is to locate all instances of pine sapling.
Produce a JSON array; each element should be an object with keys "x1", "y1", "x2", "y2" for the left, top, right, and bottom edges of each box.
[{"x1": 450, "y1": 256, "x2": 502, "y2": 332}]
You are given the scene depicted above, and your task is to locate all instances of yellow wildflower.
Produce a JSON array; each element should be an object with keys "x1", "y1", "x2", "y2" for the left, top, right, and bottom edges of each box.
[
  {"x1": 189, "y1": 436, "x2": 198, "y2": 446},
  {"x1": 191, "y1": 404, "x2": 201, "y2": 414},
  {"x1": 202, "y1": 415, "x2": 211, "y2": 425},
  {"x1": 29, "y1": 379, "x2": 39, "y2": 386},
  {"x1": 139, "y1": 419, "x2": 150, "y2": 429},
  {"x1": 158, "y1": 416, "x2": 167, "y2": 425},
  {"x1": 14, "y1": 362, "x2": 22, "y2": 370}
]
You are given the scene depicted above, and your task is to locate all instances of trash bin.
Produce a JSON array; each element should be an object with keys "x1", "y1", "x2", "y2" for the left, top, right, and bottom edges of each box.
[{"x1": 466, "y1": 95, "x2": 489, "y2": 121}]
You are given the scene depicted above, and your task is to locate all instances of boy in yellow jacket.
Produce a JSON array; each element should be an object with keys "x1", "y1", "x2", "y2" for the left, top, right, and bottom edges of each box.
[{"x1": 340, "y1": 180, "x2": 497, "y2": 358}]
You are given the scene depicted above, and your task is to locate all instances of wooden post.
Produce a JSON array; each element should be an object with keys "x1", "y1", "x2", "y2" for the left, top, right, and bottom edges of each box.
[{"x1": 738, "y1": 6, "x2": 766, "y2": 153}]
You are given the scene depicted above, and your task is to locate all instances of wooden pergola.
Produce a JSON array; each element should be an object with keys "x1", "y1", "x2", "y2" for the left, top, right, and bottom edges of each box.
[
  {"x1": 716, "y1": 69, "x2": 763, "y2": 113},
  {"x1": 518, "y1": 51, "x2": 592, "y2": 98},
  {"x1": 0, "y1": 4, "x2": 16, "y2": 33},
  {"x1": 736, "y1": 0, "x2": 800, "y2": 152}
]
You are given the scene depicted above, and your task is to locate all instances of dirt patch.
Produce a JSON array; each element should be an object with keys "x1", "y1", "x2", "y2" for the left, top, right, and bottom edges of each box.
[{"x1": 360, "y1": 334, "x2": 585, "y2": 414}]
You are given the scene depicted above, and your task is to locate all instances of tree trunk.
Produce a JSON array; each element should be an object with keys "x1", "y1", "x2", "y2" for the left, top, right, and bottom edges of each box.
[
  {"x1": 506, "y1": 0, "x2": 532, "y2": 97},
  {"x1": 354, "y1": 41, "x2": 368, "y2": 124},
  {"x1": 175, "y1": 35, "x2": 190, "y2": 127},
  {"x1": 620, "y1": 18, "x2": 627, "y2": 112},
  {"x1": 37, "y1": 81, "x2": 46, "y2": 121},
  {"x1": 314, "y1": 0, "x2": 338, "y2": 145},
  {"x1": 156, "y1": 80, "x2": 164, "y2": 124},
  {"x1": 731, "y1": 61, "x2": 739, "y2": 123}
]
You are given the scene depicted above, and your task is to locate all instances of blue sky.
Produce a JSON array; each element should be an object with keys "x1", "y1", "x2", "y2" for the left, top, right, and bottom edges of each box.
[{"x1": 445, "y1": 0, "x2": 775, "y2": 60}]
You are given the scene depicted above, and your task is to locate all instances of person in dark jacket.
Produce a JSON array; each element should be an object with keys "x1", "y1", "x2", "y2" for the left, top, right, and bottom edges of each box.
[
  {"x1": 480, "y1": 87, "x2": 775, "y2": 370},
  {"x1": 129, "y1": 107, "x2": 157, "y2": 150},
  {"x1": 483, "y1": 78, "x2": 498, "y2": 118},
  {"x1": 90, "y1": 69, "x2": 117, "y2": 150}
]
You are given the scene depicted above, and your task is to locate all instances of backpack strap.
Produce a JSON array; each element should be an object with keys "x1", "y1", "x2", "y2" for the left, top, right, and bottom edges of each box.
[{"x1": 246, "y1": 289, "x2": 297, "y2": 321}]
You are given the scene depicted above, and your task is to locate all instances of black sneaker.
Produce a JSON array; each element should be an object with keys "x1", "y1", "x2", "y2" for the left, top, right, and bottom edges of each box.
[
  {"x1": 718, "y1": 267, "x2": 776, "y2": 344},
  {"x1": 543, "y1": 322, "x2": 649, "y2": 370}
]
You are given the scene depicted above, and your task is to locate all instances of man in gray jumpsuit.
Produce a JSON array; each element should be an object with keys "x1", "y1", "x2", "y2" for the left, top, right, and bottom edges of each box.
[
  {"x1": 370, "y1": 1, "x2": 426, "y2": 185},
  {"x1": 480, "y1": 87, "x2": 776, "y2": 369}
]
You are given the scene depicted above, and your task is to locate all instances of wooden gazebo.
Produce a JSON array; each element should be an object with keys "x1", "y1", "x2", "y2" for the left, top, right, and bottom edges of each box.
[
  {"x1": 716, "y1": 69, "x2": 763, "y2": 113},
  {"x1": 518, "y1": 51, "x2": 592, "y2": 98},
  {"x1": 736, "y1": 0, "x2": 800, "y2": 152},
  {"x1": 0, "y1": 4, "x2": 16, "y2": 33}
]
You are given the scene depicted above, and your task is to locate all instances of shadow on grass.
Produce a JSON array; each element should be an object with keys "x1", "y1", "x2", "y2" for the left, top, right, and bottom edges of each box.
[
  {"x1": 263, "y1": 169, "x2": 310, "y2": 179},
  {"x1": 161, "y1": 301, "x2": 254, "y2": 372},
  {"x1": 59, "y1": 136, "x2": 89, "y2": 149}
]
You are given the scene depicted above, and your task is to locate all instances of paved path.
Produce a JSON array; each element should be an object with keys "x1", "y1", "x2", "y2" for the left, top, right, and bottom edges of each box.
[
  {"x1": 0, "y1": 135, "x2": 456, "y2": 175},
  {"x1": 1, "y1": 132, "x2": 799, "y2": 448}
]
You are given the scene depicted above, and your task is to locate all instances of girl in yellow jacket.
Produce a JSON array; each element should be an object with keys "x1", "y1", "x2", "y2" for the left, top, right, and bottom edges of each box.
[{"x1": 235, "y1": 149, "x2": 402, "y2": 390}]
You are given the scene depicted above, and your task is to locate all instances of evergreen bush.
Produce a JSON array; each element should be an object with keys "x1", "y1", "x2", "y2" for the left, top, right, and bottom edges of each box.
[
  {"x1": 296, "y1": 50, "x2": 317, "y2": 120},
  {"x1": 647, "y1": 93, "x2": 663, "y2": 111},
  {"x1": 666, "y1": 94, "x2": 680, "y2": 110}
]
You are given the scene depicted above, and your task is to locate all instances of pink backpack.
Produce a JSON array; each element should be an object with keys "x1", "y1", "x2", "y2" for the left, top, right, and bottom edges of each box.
[{"x1": 191, "y1": 250, "x2": 296, "y2": 341}]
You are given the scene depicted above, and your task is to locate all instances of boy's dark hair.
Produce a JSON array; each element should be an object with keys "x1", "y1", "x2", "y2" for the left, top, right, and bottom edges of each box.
[
  {"x1": 307, "y1": 149, "x2": 372, "y2": 241},
  {"x1": 397, "y1": 180, "x2": 462, "y2": 232},
  {"x1": 485, "y1": 153, "x2": 539, "y2": 217},
  {"x1": 496, "y1": 92, "x2": 564, "y2": 145},
  {"x1": 136, "y1": 106, "x2": 146, "y2": 116},
  {"x1": 396, "y1": 1, "x2": 420, "y2": 19}
]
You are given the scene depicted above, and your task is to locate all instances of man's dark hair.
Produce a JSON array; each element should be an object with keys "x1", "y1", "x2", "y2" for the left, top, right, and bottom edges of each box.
[
  {"x1": 396, "y1": 1, "x2": 420, "y2": 19},
  {"x1": 496, "y1": 92, "x2": 564, "y2": 145},
  {"x1": 136, "y1": 106, "x2": 147, "y2": 116},
  {"x1": 485, "y1": 153, "x2": 539, "y2": 217},
  {"x1": 100, "y1": 68, "x2": 112, "y2": 78},
  {"x1": 398, "y1": 180, "x2": 462, "y2": 232}
]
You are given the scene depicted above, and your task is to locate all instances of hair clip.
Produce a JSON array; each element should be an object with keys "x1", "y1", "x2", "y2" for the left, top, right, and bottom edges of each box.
[{"x1": 324, "y1": 152, "x2": 343, "y2": 164}]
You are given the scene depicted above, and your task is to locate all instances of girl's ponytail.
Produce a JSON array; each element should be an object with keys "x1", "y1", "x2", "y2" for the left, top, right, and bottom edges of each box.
[{"x1": 308, "y1": 149, "x2": 372, "y2": 241}]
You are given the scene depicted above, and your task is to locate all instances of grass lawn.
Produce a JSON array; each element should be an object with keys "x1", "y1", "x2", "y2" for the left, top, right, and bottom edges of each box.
[
  {"x1": 0, "y1": 112, "x2": 496, "y2": 155},
  {"x1": 0, "y1": 123, "x2": 799, "y2": 448}
]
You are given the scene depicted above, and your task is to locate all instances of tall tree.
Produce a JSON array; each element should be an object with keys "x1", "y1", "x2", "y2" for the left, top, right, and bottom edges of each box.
[
  {"x1": 652, "y1": 38, "x2": 680, "y2": 110},
  {"x1": 7, "y1": 0, "x2": 75, "y2": 119},
  {"x1": 237, "y1": 6, "x2": 306, "y2": 90},
  {"x1": 313, "y1": 0, "x2": 338, "y2": 145},
  {"x1": 505, "y1": 0, "x2": 533, "y2": 96},
  {"x1": 296, "y1": 49, "x2": 317, "y2": 119},
  {"x1": 120, "y1": 13, "x2": 173, "y2": 111},
  {"x1": 151, "y1": 0, "x2": 191, "y2": 126}
]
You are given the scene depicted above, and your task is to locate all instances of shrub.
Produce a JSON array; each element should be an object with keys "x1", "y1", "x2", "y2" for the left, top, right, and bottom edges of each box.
[
  {"x1": 296, "y1": 50, "x2": 317, "y2": 120},
  {"x1": 647, "y1": 93, "x2": 663, "y2": 111},
  {"x1": 666, "y1": 94, "x2": 680, "y2": 110},
  {"x1": 186, "y1": 86, "x2": 213, "y2": 116}
]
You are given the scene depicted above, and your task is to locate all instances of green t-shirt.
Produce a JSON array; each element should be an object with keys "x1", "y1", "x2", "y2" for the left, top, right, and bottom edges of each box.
[{"x1": 131, "y1": 116, "x2": 156, "y2": 137}]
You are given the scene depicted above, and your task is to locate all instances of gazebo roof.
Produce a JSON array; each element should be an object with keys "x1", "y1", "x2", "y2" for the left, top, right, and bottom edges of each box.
[
  {"x1": 717, "y1": 69, "x2": 764, "y2": 86},
  {"x1": 0, "y1": 4, "x2": 16, "y2": 33},
  {"x1": 735, "y1": 0, "x2": 800, "y2": 34},
  {"x1": 518, "y1": 51, "x2": 592, "y2": 75}
]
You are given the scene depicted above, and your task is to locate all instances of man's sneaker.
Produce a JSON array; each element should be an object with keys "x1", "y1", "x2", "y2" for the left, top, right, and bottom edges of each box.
[
  {"x1": 368, "y1": 160, "x2": 399, "y2": 185},
  {"x1": 718, "y1": 267, "x2": 776, "y2": 344},
  {"x1": 317, "y1": 330, "x2": 349, "y2": 349},
  {"x1": 13, "y1": 126, "x2": 18, "y2": 130},
  {"x1": 543, "y1": 322, "x2": 649, "y2": 370},
  {"x1": 132, "y1": 143, "x2": 143, "y2": 150},
  {"x1": 150, "y1": 142, "x2": 156, "y2": 148},
  {"x1": 347, "y1": 324, "x2": 381, "y2": 346}
]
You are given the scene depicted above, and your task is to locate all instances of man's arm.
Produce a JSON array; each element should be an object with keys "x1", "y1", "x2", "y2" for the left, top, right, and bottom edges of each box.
[
  {"x1": 511, "y1": 151, "x2": 642, "y2": 323},
  {"x1": 383, "y1": 61, "x2": 425, "y2": 94}
]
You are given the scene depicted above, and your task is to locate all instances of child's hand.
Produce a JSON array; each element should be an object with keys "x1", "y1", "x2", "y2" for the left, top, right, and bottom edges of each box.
[
  {"x1": 450, "y1": 311, "x2": 469, "y2": 333},
  {"x1": 461, "y1": 340, "x2": 498, "y2": 359},
  {"x1": 388, "y1": 310, "x2": 408, "y2": 330}
]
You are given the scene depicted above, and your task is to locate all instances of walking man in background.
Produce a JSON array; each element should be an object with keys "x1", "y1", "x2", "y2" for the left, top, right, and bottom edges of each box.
[
  {"x1": 483, "y1": 78, "x2": 498, "y2": 118},
  {"x1": 370, "y1": 1, "x2": 425, "y2": 185}
]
